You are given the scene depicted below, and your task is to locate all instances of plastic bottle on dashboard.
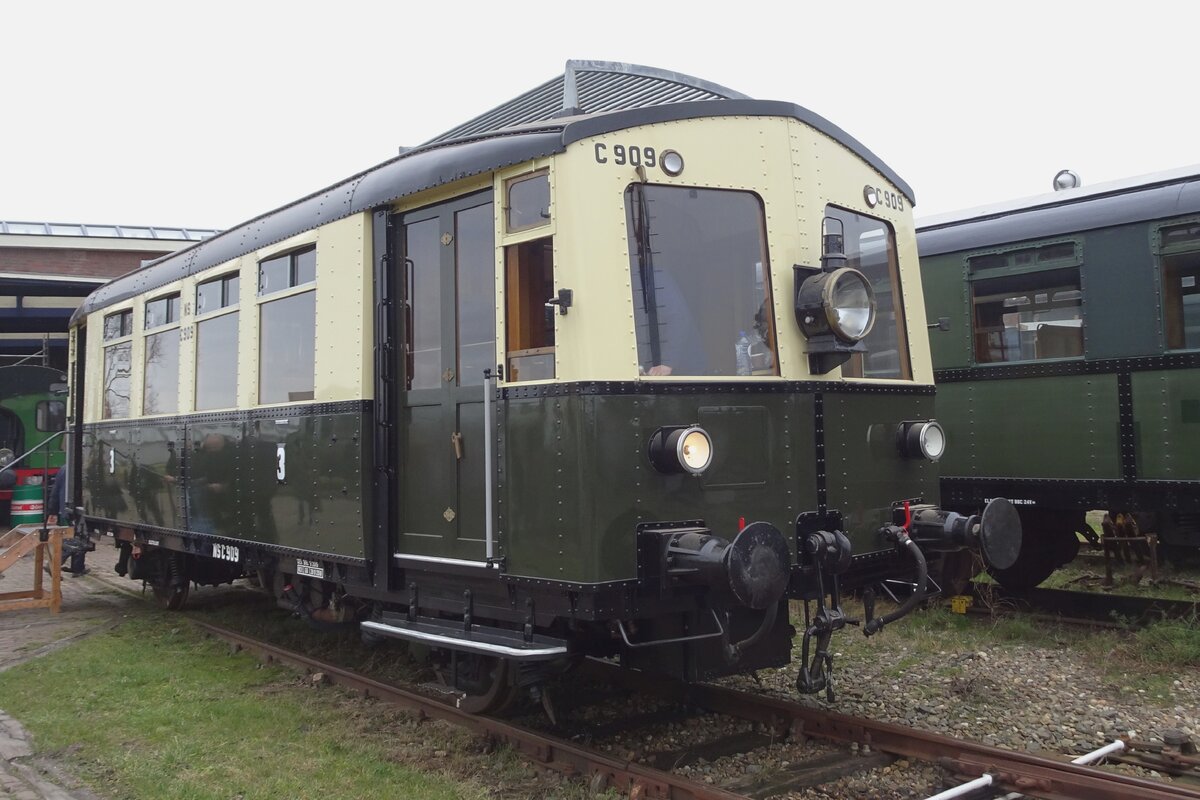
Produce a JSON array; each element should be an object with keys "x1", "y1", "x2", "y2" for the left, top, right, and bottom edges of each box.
[{"x1": 735, "y1": 330, "x2": 752, "y2": 376}]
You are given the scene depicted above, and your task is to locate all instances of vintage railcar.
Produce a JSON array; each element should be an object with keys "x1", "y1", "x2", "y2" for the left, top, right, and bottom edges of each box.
[
  {"x1": 68, "y1": 62, "x2": 1017, "y2": 709},
  {"x1": 0, "y1": 365, "x2": 68, "y2": 524},
  {"x1": 918, "y1": 166, "x2": 1200, "y2": 588}
]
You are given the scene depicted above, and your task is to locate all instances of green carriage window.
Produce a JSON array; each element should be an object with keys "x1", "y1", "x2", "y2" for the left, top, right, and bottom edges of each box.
[
  {"x1": 971, "y1": 268, "x2": 1084, "y2": 363},
  {"x1": 1160, "y1": 222, "x2": 1200, "y2": 350}
]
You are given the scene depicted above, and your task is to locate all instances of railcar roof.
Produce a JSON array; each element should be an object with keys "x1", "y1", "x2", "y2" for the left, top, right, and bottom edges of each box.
[
  {"x1": 73, "y1": 62, "x2": 913, "y2": 323},
  {"x1": 916, "y1": 163, "x2": 1200, "y2": 257}
]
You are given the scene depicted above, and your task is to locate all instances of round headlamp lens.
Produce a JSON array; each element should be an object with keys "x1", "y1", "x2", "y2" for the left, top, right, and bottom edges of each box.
[
  {"x1": 677, "y1": 427, "x2": 713, "y2": 474},
  {"x1": 660, "y1": 150, "x2": 685, "y2": 176},
  {"x1": 0, "y1": 448, "x2": 13, "y2": 468},
  {"x1": 919, "y1": 421, "x2": 946, "y2": 461},
  {"x1": 825, "y1": 268, "x2": 876, "y2": 342}
]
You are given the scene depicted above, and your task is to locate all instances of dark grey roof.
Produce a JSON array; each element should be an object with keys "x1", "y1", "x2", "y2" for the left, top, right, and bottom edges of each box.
[
  {"x1": 917, "y1": 164, "x2": 1200, "y2": 257},
  {"x1": 73, "y1": 64, "x2": 914, "y2": 324},
  {"x1": 423, "y1": 60, "x2": 749, "y2": 145}
]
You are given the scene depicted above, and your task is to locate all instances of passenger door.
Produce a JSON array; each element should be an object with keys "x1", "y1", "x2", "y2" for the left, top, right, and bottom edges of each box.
[{"x1": 394, "y1": 192, "x2": 495, "y2": 561}]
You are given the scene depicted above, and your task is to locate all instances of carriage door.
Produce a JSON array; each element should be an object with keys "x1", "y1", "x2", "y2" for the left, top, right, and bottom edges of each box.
[{"x1": 395, "y1": 192, "x2": 495, "y2": 561}]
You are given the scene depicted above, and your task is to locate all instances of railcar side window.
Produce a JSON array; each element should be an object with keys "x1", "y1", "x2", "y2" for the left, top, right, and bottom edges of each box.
[
  {"x1": 143, "y1": 292, "x2": 181, "y2": 415},
  {"x1": 195, "y1": 273, "x2": 240, "y2": 410},
  {"x1": 1159, "y1": 221, "x2": 1200, "y2": 350},
  {"x1": 258, "y1": 246, "x2": 316, "y2": 404},
  {"x1": 625, "y1": 185, "x2": 776, "y2": 377},
  {"x1": 971, "y1": 268, "x2": 1083, "y2": 362},
  {"x1": 102, "y1": 309, "x2": 133, "y2": 418},
  {"x1": 506, "y1": 171, "x2": 551, "y2": 233},
  {"x1": 258, "y1": 246, "x2": 316, "y2": 296},
  {"x1": 103, "y1": 309, "x2": 133, "y2": 341},
  {"x1": 827, "y1": 208, "x2": 910, "y2": 379},
  {"x1": 505, "y1": 237, "x2": 555, "y2": 381}
]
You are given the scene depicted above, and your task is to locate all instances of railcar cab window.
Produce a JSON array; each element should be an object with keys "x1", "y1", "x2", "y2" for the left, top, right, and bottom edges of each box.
[
  {"x1": 143, "y1": 293, "x2": 182, "y2": 415},
  {"x1": 827, "y1": 207, "x2": 911, "y2": 380},
  {"x1": 35, "y1": 400, "x2": 65, "y2": 432},
  {"x1": 195, "y1": 272, "x2": 240, "y2": 410},
  {"x1": 258, "y1": 246, "x2": 316, "y2": 404},
  {"x1": 102, "y1": 309, "x2": 133, "y2": 418},
  {"x1": 625, "y1": 185, "x2": 777, "y2": 377},
  {"x1": 1158, "y1": 220, "x2": 1200, "y2": 350},
  {"x1": 506, "y1": 171, "x2": 551, "y2": 233},
  {"x1": 968, "y1": 242, "x2": 1083, "y2": 364},
  {"x1": 504, "y1": 171, "x2": 555, "y2": 382}
]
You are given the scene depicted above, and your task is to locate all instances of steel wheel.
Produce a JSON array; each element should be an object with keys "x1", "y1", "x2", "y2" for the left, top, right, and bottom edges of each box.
[
  {"x1": 151, "y1": 579, "x2": 190, "y2": 610},
  {"x1": 451, "y1": 655, "x2": 518, "y2": 716}
]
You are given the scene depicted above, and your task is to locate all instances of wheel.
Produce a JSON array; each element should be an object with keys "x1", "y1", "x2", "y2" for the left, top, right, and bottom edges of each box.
[
  {"x1": 152, "y1": 579, "x2": 190, "y2": 610},
  {"x1": 151, "y1": 551, "x2": 190, "y2": 610},
  {"x1": 448, "y1": 655, "x2": 518, "y2": 716}
]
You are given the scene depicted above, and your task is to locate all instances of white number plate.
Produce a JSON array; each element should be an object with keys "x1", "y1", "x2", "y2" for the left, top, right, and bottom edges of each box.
[
  {"x1": 213, "y1": 543, "x2": 240, "y2": 562},
  {"x1": 296, "y1": 559, "x2": 324, "y2": 579}
]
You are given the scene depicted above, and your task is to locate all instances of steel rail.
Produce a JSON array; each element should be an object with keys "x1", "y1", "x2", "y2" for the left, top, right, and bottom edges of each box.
[
  {"x1": 582, "y1": 660, "x2": 1200, "y2": 800},
  {"x1": 189, "y1": 621, "x2": 740, "y2": 800}
]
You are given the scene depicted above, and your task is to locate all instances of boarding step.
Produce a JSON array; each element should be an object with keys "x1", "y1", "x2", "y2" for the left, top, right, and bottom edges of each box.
[{"x1": 362, "y1": 612, "x2": 568, "y2": 661}]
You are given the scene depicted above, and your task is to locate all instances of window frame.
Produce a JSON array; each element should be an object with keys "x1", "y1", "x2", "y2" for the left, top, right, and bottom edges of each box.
[
  {"x1": 504, "y1": 169, "x2": 552, "y2": 234},
  {"x1": 965, "y1": 238, "x2": 1085, "y2": 366},
  {"x1": 257, "y1": 245, "x2": 316, "y2": 298},
  {"x1": 256, "y1": 246, "x2": 317, "y2": 405},
  {"x1": 1153, "y1": 216, "x2": 1200, "y2": 352},
  {"x1": 825, "y1": 205, "x2": 911, "y2": 381},
  {"x1": 141, "y1": 291, "x2": 182, "y2": 415},
  {"x1": 101, "y1": 306, "x2": 135, "y2": 420}
]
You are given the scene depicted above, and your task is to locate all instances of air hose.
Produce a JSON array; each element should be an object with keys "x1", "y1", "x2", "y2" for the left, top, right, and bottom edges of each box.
[{"x1": 864, "y1": 528, "x2": 927, "y2": 636}]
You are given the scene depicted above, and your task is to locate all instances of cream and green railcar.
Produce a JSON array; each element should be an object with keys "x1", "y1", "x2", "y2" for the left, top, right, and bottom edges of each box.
[{"x1": 68, "y1": 62, "x2": 1018, "y2": 709}]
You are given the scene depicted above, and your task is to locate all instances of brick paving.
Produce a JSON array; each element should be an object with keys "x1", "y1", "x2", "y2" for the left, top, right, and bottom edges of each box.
[{"x1": 0, "y1": 534, "x2": 129, "y2": 799}]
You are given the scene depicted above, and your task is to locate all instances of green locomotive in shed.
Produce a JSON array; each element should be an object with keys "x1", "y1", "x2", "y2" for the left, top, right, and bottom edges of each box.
[
  {"x1": 0, "y1": 365, "x2": 68, "y2": 525},
  {"x1": 67, "y1": 62, "x2": 1018, "y2": 710},
  {"x1": 919, "y1": 166, "x2": 1200, "y2": 588}
]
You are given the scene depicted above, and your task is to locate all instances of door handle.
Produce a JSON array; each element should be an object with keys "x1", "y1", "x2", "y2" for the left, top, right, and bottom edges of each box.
[{"x1": 451, "y1": 431, "x2": 463, "y2": 461}]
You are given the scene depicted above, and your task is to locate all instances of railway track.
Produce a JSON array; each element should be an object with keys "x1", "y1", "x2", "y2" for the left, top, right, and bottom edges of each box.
[
  {"x1": 191, "y1": 619, "x2": 1200, "y2": 800},
  {"x1": 969, "y1": 583, "x2": 1200, "y2": 628}
]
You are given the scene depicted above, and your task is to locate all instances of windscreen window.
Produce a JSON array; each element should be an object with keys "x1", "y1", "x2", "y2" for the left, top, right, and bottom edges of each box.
[
  {"x1": 625, "y1": 185, "x2": 776, "y2": 377},
  {"x1": 827, "y1": 208, "x2": 910, "y2": 379}
]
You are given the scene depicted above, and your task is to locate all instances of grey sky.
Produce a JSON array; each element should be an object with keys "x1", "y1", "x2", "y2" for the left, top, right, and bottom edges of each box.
[{"x1": 2, "y1": 1, "x2": 1194, "y2": 231}]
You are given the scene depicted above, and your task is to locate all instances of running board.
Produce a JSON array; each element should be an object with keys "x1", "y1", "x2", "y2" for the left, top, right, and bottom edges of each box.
[{"x1": 361, "y1": 615, "x2": 568, "y2": 661}]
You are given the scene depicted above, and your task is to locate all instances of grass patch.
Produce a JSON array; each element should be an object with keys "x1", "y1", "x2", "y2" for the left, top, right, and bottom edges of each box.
[
  {"x1": 1133, "y1": 619, "x2": 1200, "y2": 668},
  {"x1": 0, "y1": 612, "x2": 507, "y2": 800}
]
